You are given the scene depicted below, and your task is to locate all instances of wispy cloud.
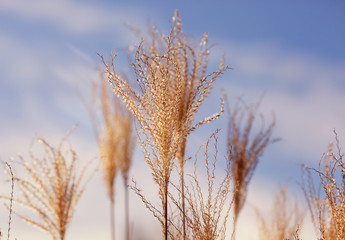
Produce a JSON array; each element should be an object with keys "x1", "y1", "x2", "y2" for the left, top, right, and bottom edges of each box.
[
  {"x1": 0, "y1": 34, "x2": 42, "y2": 84},
  {"x1": 221, "y1": 41, "x2": 345, "y2": 92},
  {"x1": 0, "y1": 0, "x2": 145, "y2": 36},
  {"x1": 217, "y1": 41, "x2": 345, "y2": 162}
]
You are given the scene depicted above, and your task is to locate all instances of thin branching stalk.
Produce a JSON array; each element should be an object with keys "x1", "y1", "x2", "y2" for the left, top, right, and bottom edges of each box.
[
  {"x1": 110, "y1": 197, "x2": 115, "y2": 240},
  {"x1": 118, "y1": 114, "x2": 135, "y2": 240},
  {"x1": 123, "y1": 175, "x2": 130, "y2": 240},
  {"x1": 101, "y1": 10, "x2": 226, "y2": 240},
  {"x1": 169, "y1": 130, "x2": 234, "y2": 240},
  {"x1": 4, "y1": 162, "x2": 14, "y2": 240}
]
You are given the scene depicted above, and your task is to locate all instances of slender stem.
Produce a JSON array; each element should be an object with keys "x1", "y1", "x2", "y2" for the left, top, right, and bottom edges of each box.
[
  {"x1": 111, "y1": 198, "x2": 115, "y2": 240},
  {"x1": 164, "y1": 180, "x2": 168, "y2": 240},
  {"x1": 124, "y1": 175, "x2": 130, "y2": 240},
  {"x1": 231, "y1": 217, "x2": 237, "y2": 240},
  {"x1": 5, "y1": 162, "x2": 14, "y2": 240},
  {"x1": 180, "y1": 162, "x2": 186, "y2": 240},
  {"x1": 177, "y1": 145, "x2": 186, "y2": 240}
]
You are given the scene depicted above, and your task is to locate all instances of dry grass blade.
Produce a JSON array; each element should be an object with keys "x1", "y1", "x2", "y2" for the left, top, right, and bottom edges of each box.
[
  {"x1": 225, "y1": 96, "x2": 277, "y2": 225},
  {"x1": 2, "y1": 129, "x2": 93, "y2": 240},
  {"x1": 101, "y1": 10, "x2": 227, "y2": 240},
  {"x1": 301, "y1": 131, "x2": 345, "y2": 240},
  {"x1": 256, "y1": 186, "x2": 305, "y2": 240}
]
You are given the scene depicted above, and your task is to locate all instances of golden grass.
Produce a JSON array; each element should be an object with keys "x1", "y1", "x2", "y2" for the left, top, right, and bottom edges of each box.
[
  {"x1": 101, "y1": 10, "x2": 227, "y2": 240},
  {"x1": 4, "y1": 9, "x2": 343, "y2": 240},
  {"x1": 225, "y1": 97, "x2": 277, "y2": 226},
  {"x1": 181, "y1": 130, "x2": 234, "y2": 240},
  {"x1": 301, "y1": 132, "x2": 345, "y2": 240},
  {"x1": 256, "y1": 186, "x2": 304, "y2": 240},
  {"x1": 90, "y1": 75, "x2": 135, "y2": 240},
  {"x1": 2, "y1": 129, "x2": 93, "y2": 240}
]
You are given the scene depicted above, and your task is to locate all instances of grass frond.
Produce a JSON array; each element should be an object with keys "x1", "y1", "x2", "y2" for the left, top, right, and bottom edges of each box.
[
  {"x1": 256, "y1": 186, "x2": 305, "y2": 240},
  {"x1": 101, "y1": 10, "x2": 227, "y2": 240},
  {"x1": 301, "y1": 132, "x2": 345, "y2": 240},
  {"x1": 225, "y1": 96, "x2": 277, "y2": 224},
  {"x1": 3, "y1": 129, "x2": 93, "y2": 240}
]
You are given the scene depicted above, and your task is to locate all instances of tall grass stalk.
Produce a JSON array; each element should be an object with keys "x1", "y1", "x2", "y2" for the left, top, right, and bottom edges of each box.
[
  {"x1": 118, "y1": 112, "x2": 135, "y2": 240},
  {"x1": 101, "y1": 10, "x2": 226, "y2": 240},
  {"x1": 90, "y1": 77, "x2": 134, "y2": 240},
  {"x1": 301, "y1": 131, "x2": 345, "y2": 239},
  {"x1": 225, "y1": 96, "x2": 277, "y2": 228},
  {"x1": 4, "y1": 162, "x2": 14, "y2": 240}
]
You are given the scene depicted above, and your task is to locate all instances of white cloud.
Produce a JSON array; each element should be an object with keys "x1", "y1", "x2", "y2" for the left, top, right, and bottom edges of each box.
[
  {"x1": 220, "y1": 83, "x2": 345, "y2": 164},
  {"x1": 0, "y1": 34, "x2": 41, "y2": 84},
  {"x1": 0, "y1": 0, "x2": 145, "y2": 36},
  {"x1": 271, "y1": 86, "x2": 344, "y2": 158},
  {"x1": 218, "y1": 41, "x2": 345, "y2": 93},
  {"x1": 217, "y1": 41, "x2": 345, "y2": 163}
]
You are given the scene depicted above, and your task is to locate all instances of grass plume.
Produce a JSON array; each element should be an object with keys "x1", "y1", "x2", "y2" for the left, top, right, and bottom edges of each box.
[
  {"x1": 90, "y1": 76, "x2": 135, "y2": 240},
  {"x1": 225, "y1": 96, "x2": 277, "y2": 227},
  {"x1": 170, "y1": 130, "x2": 234, "y2": 240},
  {"x1": 301, "y1": 131, "x2": 345, "y2": 240},
  {"x1": 101, "y1": 10, "x2": 226, "y2": 240},
  {"x1": 256, "y1": 186, "x2": 305, "y2": 240},
  {"x1": 2, "y1": 129, "x2": 92, "y2": 240}
]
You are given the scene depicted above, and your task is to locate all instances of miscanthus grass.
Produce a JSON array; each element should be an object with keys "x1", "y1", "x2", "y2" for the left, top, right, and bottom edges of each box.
[
  {"x1": 1, "y1": 129, "x2": 93, "y2": 240},
  {"x1": 225, "y1": 96, "x2": 277, "y2": 228},
  {"x1": 256, "y1": 186, "x2": 304, "y2": 240},
  {"x1": 301, "y1": 131, "x2": 345, "y2": 240},
  {"x1": 90, "y1": 76, "x2": 135, "y2": 240},
  {"x1": 169, "y1": 130, "x2": 234, "y2": 240},
  {"x1": 101, "y1": 10, "x2": 226, "y2": 240}
]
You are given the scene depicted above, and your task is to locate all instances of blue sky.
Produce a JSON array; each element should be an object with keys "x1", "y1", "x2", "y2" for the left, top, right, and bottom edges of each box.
[{"x1": 1, "y1": 1, "x2": 345, "y2": 239}]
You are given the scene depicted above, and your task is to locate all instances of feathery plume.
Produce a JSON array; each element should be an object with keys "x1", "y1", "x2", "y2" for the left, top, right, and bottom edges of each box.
[
  {"x1": 301, "y1": 131, "x2": 345, "y2": 239},
  {"x1": 2, "y1": 129, "x2": 93, "y2": 240},
  {"x1": 225, "y1": 96, "x2": 277, "y2": 226},
  {"x1": 101, "y1": 10, "x2": 227, "y2": 240}
]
